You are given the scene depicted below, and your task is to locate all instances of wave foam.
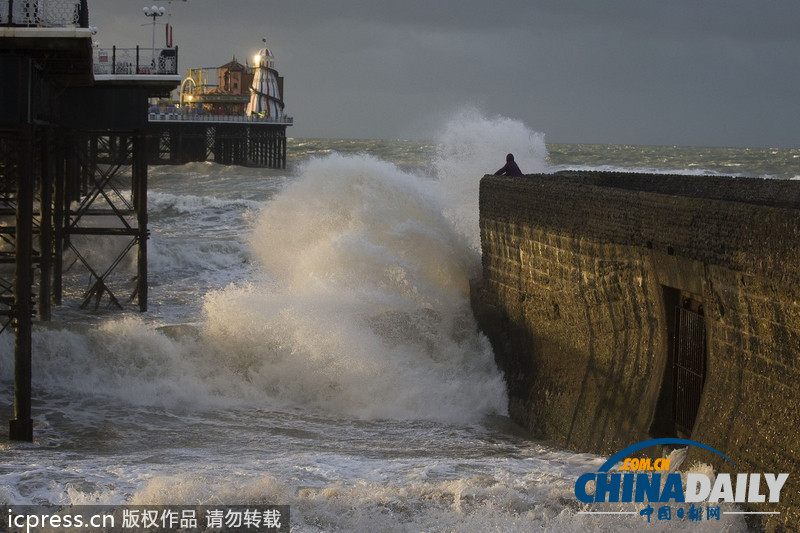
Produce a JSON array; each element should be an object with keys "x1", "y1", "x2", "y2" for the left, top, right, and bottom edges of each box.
[
  {"x1": 201, "y1": 151, "x2": 507, "y2": 422},
  {"x1": 2, "y1": 109, "x2": 555, "y2": 423}
]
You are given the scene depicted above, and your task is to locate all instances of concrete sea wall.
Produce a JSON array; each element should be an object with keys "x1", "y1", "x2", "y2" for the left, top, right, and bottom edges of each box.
[{"x1": 472, "y1": 172, "x2": 800, "y2": 529}]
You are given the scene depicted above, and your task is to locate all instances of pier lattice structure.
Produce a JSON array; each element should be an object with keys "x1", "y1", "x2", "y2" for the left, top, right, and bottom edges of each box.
[
  {"x1": 1, "y1": 0, "x2": 180, "y2": 440},
  {"x1": 148, "y1": 116, "x2": 289, "y2": 168}
]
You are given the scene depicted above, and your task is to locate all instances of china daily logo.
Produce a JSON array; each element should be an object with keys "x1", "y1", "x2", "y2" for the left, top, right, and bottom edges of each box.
[{"x1": 574, "y1": 438, "x2": 788, "y2": 522}]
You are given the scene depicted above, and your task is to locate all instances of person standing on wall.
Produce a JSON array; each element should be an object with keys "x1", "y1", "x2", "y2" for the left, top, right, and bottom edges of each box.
[{"x1": 495, "y1": 153, "x2": 524, "y2": 177}]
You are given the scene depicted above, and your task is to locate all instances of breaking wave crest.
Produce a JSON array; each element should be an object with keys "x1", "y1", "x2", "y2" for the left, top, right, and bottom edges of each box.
[{"x1": 5, "y1": 109, "x2": 552, "y2": 423}]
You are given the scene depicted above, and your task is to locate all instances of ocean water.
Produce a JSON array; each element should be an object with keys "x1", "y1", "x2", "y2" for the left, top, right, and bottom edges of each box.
[{"x1": 2, "y1": 109, "x2": 796, "y2": 531}]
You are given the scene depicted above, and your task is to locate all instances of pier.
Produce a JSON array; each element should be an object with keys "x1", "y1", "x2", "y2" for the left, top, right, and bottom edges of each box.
[
  {"x1": 147, "y1": 113, "x2": 291, "y2": 167},
  {"x1": 1, "y1": 0, "x2": 180, "y2": 440},
  {"x1": 1, "y1": 1, "x2": 292, "y2": 441},
  {"x1": 148, "y1": 48, "x2": 292, "y2": 168}
]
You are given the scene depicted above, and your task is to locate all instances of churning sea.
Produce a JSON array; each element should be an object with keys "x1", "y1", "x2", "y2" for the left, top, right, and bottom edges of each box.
[{"x1": 1, "y1": 109, "x2": 796, "y2": 532}]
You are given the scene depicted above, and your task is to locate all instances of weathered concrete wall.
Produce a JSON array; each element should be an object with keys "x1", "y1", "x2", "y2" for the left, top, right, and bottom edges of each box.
[{"x1": 473, "y1": 172, "x2": 800, "y2": 529}]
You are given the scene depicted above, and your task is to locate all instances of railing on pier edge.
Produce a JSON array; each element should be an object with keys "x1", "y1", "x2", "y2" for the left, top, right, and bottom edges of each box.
[
  {"x1": 148, "y1": 112, "x2": 294, "y2": 126},
  {"x1": 93, "y1": 46, "x2": 179, "y2": 76},
  {"x1": 1, "y1": 0, "x2": 88, "y2": 28}
]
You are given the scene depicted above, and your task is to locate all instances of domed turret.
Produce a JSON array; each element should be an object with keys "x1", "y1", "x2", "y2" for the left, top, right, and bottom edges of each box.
[
  {"x1": 254, "y1": 48, "x2": 275, "y2": 69},
  {"x1": 246, "y1": 44, "x2": 284, "y2": 120}
]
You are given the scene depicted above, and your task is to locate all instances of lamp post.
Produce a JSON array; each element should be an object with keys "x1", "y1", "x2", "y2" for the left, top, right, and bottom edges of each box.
[{"x1": 143, "y1": 5, "x2": 166, "y2": 68}]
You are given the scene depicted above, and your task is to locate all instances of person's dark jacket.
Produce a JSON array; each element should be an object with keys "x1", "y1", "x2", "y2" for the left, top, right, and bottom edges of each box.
[{"x1": 495, "y1": 153, "x2": 524, "y2": 177}]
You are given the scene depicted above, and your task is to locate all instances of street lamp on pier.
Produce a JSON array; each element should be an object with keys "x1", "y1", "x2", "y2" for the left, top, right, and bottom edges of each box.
[{"x1": 143, "y1": 5, "x2": 166, "y2": 68}]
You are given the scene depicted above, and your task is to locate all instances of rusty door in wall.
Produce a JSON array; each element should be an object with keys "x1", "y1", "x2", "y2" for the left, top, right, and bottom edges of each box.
[{"x1": 672, "y1": 299, "x2": 707, "y2": 435}]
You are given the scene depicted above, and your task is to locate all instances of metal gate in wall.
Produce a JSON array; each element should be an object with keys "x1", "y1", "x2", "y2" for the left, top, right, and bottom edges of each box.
[{"x1": 672, "y1": 299, "x2": 707, "y2": 434}]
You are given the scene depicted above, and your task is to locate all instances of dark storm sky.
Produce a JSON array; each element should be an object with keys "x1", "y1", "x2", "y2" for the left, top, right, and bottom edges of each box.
[{"x1": 90, "y1": 0, "x2": 800, "y2": 147}]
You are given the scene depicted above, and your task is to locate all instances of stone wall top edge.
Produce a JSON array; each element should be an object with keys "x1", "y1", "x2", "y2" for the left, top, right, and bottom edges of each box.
[
  {"x1": 479, "y1": 174, "x2": 800, "y2": 285},
  {"x1": 482, "y1": 170, "x2": 800, "y2": 210},
  {"x1": 480, "y1": 174, "x2": 800, "y2": 216}
]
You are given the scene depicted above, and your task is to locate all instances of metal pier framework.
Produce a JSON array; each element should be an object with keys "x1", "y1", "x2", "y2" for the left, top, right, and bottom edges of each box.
[
  {"x1": 148, "y1": 116, "x2": 290, "y2": 168},
  {"x1": 1, "y1": 0, "x2": 180, "y2": 440}
]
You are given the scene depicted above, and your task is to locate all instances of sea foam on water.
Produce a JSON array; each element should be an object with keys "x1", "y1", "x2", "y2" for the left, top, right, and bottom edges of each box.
[
  {"x1": 194, "y1": 109, "x2": 551, "y2": 421},
  {"x1": 201, "y1": 149, "x2": 507, "y2": 421},
  {"x1": 9, "y1": 108, "x2": 557, "y2": 423}
]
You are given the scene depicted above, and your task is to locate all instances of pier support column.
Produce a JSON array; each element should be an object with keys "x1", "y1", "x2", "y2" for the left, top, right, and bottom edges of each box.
[
  {"x1": 52, "y1": 131, "x2": 68, "y2": 307},
  {"x1": 39, "y1": 128, "x2": 53, "y2": 322},
  {"x1": 10, "y1": 125, "x2": 34, "y2": 442},
  {"x1": 133, "y1": 133, "x2": 148, "y2": 312}
]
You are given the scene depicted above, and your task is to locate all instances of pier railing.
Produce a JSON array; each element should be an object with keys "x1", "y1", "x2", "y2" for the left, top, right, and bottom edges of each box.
[
  {"x1": 148, "y1": 112, "x2": 294, "y2": 125},
  {"x1": 0, "y1": 0, "x2": 88, "y2": 27},
  {"x1": 93, "y1": 45, "x2": 179, "y2": 76}
]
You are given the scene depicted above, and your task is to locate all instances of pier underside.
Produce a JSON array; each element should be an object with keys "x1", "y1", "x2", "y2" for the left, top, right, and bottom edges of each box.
[
  {"x1": 1, "y1": 27, "x2": 177, "y2": 440},
  {"x1": 0, "y1": 124, "x2": 150, "y2": 440},
  {"x1": 147, "y1": 120, "x2": 288, "y2": 168}
]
